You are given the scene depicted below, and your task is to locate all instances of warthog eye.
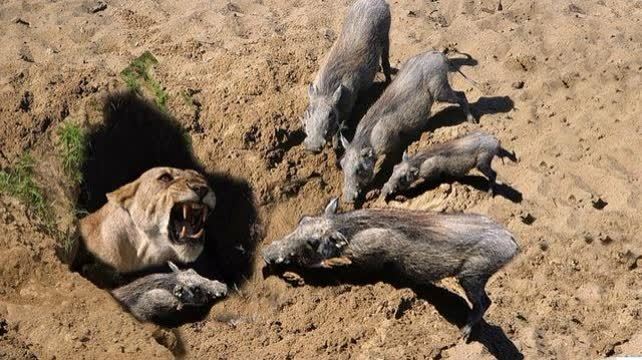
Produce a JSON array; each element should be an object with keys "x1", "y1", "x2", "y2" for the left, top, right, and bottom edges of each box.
[
  {"x1": 307, "y1": 238, "x2": 320, "y2": 250},
  {"x1": 158, "y1": 173, "x2": 174, "y2": 183}
]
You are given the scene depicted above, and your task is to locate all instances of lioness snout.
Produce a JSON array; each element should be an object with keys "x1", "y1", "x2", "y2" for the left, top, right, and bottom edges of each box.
[{"x1": 190, "y1": 184, "x2": 209, "y2": 199}]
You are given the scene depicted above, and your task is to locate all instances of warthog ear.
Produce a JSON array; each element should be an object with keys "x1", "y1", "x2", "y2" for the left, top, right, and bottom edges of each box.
[
  {"x1": 402, "y1": 151, "x2": 409, "y2": 162},
  {"x1": 106, "y1": 179, "x2": 140, "y2": 210},
  {"x1": 340, "y1": 133, "x2": 350, "y2": 150},
  {"x1": 332, "y1": 85, "x2": 345, "y2": 105},
  {"x1": 308, "y1": 83, "x2": 316, "y2": 97},
  {"x1": 324, "y1": 197, "x2": 339, "y2": 216},
  {"x1": 168, "y1": 261, "x2": 180, "y2": 273}
]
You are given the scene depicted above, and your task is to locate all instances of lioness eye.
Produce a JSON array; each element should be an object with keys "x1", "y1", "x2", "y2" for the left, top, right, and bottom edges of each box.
[{"x1": 158, "y1": 173, "x2": 173, "y2": 183}]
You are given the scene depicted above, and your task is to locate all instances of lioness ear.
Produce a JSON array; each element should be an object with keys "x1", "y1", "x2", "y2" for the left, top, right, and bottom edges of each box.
[
  {"x1": 324, "y1": 197, "x2": 339, "y2": 216},
  {"x1": 106, "y1": 180, "x2": 140, "y2": 210}
]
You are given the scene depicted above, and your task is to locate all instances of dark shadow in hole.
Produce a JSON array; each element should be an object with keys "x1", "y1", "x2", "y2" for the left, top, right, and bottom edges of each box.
[
  {"x1": 398, "y1": 175, "x2": 523, "y2": 204},
  {"x1": 263, "y1": 265, "x2": 523, "y2": 360},
  {"x1": 73, "y1": 91, "x2": 260, "y2": 290}
]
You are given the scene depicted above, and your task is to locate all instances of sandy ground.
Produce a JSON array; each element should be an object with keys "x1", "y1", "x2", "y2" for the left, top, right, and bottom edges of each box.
[{"x1": 1, "y1": 0, "x2": 642, "y2": 358}]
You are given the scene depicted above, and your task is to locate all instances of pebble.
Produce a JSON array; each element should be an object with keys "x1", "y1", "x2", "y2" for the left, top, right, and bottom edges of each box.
[
  {"x1": 512, "y1": 80, "x2": 525, "y2": 89},
  {"x1": 90, "y1": 1, "x2": 107, "y2": 13},
  {"x1": 591, "y1": 196, "x2": 608, "y2": 210},
  {"x1": 519, "y1": 211, "x2": 536, "y2": 225},
  {"x1": 12, "y1": 17, "x2": 30, "y2": 27}
]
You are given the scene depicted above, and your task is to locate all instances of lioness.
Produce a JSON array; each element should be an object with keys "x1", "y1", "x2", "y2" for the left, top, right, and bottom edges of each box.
[{"x1": 79, "y1": 167, "x2": 216, "y2": 273}]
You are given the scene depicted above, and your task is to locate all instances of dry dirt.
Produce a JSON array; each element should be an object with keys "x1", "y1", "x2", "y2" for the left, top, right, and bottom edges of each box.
[{"x1": 1, "y1": 0, "x2": 642, "y2": 359}]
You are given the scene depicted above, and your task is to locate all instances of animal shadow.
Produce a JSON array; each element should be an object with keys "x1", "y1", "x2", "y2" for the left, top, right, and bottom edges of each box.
[
  {"x1": 263, "y1": 265, "x2": 523, "y2": 360},
  {"x1": 427, "y1": 96, "x2": 515, "y2": 131},
  {"x1": 75, "y1": 91, "x2": 261, "y2": 288},
  {"x1": 402, "y1": 175, "x2": 523, "y2": 203}
]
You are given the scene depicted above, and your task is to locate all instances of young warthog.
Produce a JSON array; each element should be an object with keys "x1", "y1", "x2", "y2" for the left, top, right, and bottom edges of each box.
[
  {"x1": 111, "y1": 262, "x2": 227, "y2": 324},
  {"x1": 340, "y1": 51, "x2": 475, "y2": 202},
  {"x1": 262, "y1": 199, "x2": 518, "y2": 339},
  {"x1": 302, "y1": 0, "x2": 391, "y2": 153},
  {"x1": 382, "y1": 131, "x2": 516, "y2": 199}
]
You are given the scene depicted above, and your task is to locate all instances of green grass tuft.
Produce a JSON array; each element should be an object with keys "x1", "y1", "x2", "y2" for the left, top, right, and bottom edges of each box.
[
  {"x1": 120, "y1": 51, "x2": 169, "y2": 110},
  {"x1": 0, "y1": 153, "x2": 80, "y2": 263},
  {"x1": 57, "y1": 122, "x2": 88, "y2": 185},
  {"x1": 0, "y1": 154, "x2": 50, "y2": 221}
]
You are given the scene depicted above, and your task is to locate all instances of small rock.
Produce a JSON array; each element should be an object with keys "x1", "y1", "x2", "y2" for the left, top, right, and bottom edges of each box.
[
  {"x1": 598, "y1": 232, "x2": 613, "y2": 244},
  {"x1": 591, "y1": 196, "x2": 608, "y2": 210},
  {"x1": 19, "y1": 49, "x2": 34, "y2": 63},
  {"x1": 407, "y1": 10, "x2": 417, "y2": 17},
  {"x1": 18, "y1": 91, "x2": 33, "y2": 112},
  {"x1": 0, "y1": 319, "x2": 8, "y2": 336},
  {"x1": 568, "y1": 3, "x2": 585, "y2": 14},
  {"x1": 322, "y1": 28, "x2": 335, "y2": 41},
  {"x1": 512, "y1": 80, "x2": 524, "y2": 89},
  {"x1": 518, "y1": 211, "x2": 536, "y2": 225},
  {"x1": 12, "y1": 17, "x2": 30, "y2": 27},
  {"x1": 619, "y1": 250, "x2": 641, "y2": 270},
  {"x1": 439, "y1": 183, "x2": 452, "y2": 194},
  {"x1": 539, "y1": 241, "x2": 548, "y2": 251},
  {"x1": 90, "y1": 1, "x2": 107, "y2": 13},
  {"x1": 226, "y1": 2, "x2": 242, "y2": 13},
  {"x1": 497, "y1": 1, "x2": 503, "y2": 11}
]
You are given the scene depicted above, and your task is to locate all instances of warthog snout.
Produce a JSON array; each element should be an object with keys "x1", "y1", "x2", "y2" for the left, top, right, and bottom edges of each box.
[{"x1": 261, "y1": 244, "x2": 291, "y2": 266}]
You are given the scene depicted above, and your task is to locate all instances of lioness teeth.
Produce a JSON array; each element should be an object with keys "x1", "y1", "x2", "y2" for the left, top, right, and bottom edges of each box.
[
  {"x1": 180, "y1": 226, "x2": 187, "y2": 238},
  {"x1": 201, "y1": 208, "x2": 207, "y2": 222},
  {"x1": 183, "y1": 204, "x2": 188, "y2": 220},
  {"x1": 189, "y1": 228, "x2": 205, "y2": 239}
]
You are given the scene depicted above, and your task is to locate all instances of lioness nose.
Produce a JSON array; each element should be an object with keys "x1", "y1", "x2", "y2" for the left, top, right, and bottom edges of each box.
[{"x1": 190, "y1": 185, "x2": 209, "y2": 199}]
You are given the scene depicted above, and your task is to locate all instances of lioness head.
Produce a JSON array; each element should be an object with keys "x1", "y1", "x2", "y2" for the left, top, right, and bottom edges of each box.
[{"x1": 106, "y1": 167, "x2": 216, "y2": 263}]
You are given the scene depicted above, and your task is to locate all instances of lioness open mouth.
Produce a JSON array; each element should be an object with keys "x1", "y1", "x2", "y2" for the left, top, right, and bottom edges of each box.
[{"x1": 169, "y1": 202, "x2": 208, "y2": 244}]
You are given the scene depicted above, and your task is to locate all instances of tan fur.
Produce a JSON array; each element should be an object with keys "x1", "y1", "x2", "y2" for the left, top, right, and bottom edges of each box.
[{"x1": 79, "y1": 167, "x2": 216, "y2": 273}]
